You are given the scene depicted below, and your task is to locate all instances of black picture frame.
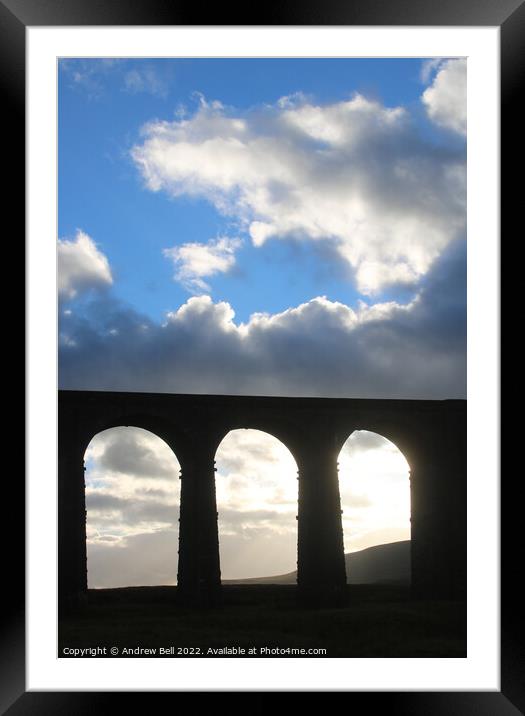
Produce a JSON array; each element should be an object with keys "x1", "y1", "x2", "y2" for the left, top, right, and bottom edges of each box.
[{"x1": 8, "y1": 0, "x2": 513, "y2": 712}]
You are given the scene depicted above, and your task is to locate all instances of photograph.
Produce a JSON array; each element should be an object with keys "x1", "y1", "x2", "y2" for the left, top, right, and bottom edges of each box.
[
  {"x1": 57, "y1": 56, "x2": 467, "y2": 659},
  {"x1": 11, "y1": 6, "x2": 510, "y2": 708}
]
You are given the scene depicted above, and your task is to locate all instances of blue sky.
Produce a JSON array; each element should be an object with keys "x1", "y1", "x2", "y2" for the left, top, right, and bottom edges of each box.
[
  {"x1": 58, "y1": 57, "x2": 466, "y2": 400},
  {"x1": 58, "y1": 57, "x2": 466, "y2": 584},
  {"x1": 59, "y1": 58, "x2": 463, "y2": 325}
]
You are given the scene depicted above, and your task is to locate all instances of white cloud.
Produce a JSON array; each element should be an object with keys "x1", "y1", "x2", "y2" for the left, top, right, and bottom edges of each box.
[
  {"x1": 216, "y1": 430, "x2": 298, "y2": 514},
  {"x1": 131, "y1": 92, "x2": 465, "y2": 294},
  {"x1": 420, "y1": 58, "x2": 444, "y2": 84},
  {"x1": 59, "y1": 59, "x2": 123, "y2": 99},
  {"x1": 281, "y1": 93, "x2": 406, "y2": 146},
  {"x1": 124, "y1": 68, "x2": 168, "y2": 98},
  {"x1": 163, "y1": 236, "x2": 242, "y2": 293},
  {"x1": 60, "y1": 59, "x2": 170, "y2": 101},
  {"x1": 421, "y1": 58, "x2": 467, "y2": 136},
  {"x1": 276, "y1": 91, "x2": 309, "y2": 109},
  {"x1": 58, "y1": 229, "x2": 113, "y2": 299}
]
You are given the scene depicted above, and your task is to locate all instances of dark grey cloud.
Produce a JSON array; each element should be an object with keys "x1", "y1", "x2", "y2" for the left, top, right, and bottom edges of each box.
[
  {"x1": 59, "y1": 239, "x2": 465, "y2": 400},
  {"x1": 96, "y1": 430, "x2": 178, "y2": 479},
  {"x1": 86, "y1": 492, "x2": 127, "y2": 511},
  {"x1": 86, "y1": 492, "x2": 179, "y2": 527}
]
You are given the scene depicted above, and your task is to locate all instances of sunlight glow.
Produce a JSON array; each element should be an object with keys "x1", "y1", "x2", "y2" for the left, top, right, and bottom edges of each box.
[
  {"x1": 84, "y1": 426, "x2": 411, "y2": 586},
  {"x1": 215, "y1": 429, "x2": 298, "y2": 580},
  {"x1": 338, "y1": 430, "x2": 411, "y2": 553}
]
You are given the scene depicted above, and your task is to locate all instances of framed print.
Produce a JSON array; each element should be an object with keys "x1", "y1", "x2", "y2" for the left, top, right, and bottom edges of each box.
[{"x1": 8, "y1": 0, "x2": 513, "y2": 711}]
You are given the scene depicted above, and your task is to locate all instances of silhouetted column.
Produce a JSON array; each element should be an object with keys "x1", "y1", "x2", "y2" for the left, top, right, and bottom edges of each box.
[
  {"x1": 177, "y1": 437, "x2": 221, "y2": 605},
  {"x1": 297, "y1": 437, "x2": 347, "y2": 604},
  {"x1": 58, "y1": 435, "x2": 88, "y2": 613},
  {"x1": 410, "y1": 416, "x2": 467, "y2": 600}
]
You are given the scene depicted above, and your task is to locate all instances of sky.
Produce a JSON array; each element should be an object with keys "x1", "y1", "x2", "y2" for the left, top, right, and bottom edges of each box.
[
  {"x1": 58, "y1": 57, "x2": 466, "y2": 586},
  {"x1": 85, "y1": 426, "x2": 410, "y2": 586}
]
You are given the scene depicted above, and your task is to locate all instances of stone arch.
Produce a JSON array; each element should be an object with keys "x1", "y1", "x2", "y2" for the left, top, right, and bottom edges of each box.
[
  {"x1": 213, "y1": 420, "x2": 303, "y2": 467},
  {"x1": 214, "y1": 428, "x2": 299, "y2": 582},
  {"x1": 78, "y1": 412, "x2": 187, "y2": 461},
  {"x1": 83, "y1": 425, "x2": 182, "y2": 589},
  {"x1": 59, "y1": 390, "x2": 466, "y2": 606}
]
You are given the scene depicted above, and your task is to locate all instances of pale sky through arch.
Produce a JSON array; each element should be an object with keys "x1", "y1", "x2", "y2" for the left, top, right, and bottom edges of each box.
[{"x1": 85, "y1": 426, "x2": 412, "y2": 587}]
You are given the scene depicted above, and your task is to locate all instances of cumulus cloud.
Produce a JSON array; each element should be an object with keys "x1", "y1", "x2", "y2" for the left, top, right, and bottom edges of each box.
[
  {"x1": 131, "y1": 92, "x2": 465, "y2": 295},
  {"x1": 85, "y1": 428, "x2": 180, "y2": 529},
  {"x1": 421, "y1": 58, "x2": 467, "y2": 136},
  {"x1": 163, "y1": 236, "x2": 242, "y2": 293},
  {"x1": 420, "y1": 58, "x2": 445, "y2": 84},
  {"x1": 58, "y1": 229, "x2": 113, "y2": 299},
  {"x1": 59, "y1": 240, "x2": 466, "y2": 400},
  {"x1": 89, "y1": 427, "x2": 178, "y2": 479}
]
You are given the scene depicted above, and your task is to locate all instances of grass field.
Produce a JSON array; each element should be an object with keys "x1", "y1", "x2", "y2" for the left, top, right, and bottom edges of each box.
[{"x1": 58, "y1": 585, "x2": 466, "y2": 658}]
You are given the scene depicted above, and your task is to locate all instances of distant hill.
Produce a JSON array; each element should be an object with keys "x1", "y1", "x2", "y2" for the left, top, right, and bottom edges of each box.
[
  {"x1": 344, "y1": 540, "x2": 410, "y2": 585},
  {"x1": 222, "y1": 540, "x2": 411, "y2": 585}
]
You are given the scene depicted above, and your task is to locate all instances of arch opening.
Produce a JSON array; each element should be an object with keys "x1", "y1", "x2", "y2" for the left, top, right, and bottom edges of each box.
[
  {"x1": 337, "y1": 430, "x2": 411, "y2": 585},
  {"x1": 215, "y1": 429, "x2": 298, "y2": 583},
  {"x1": 84, "y1": 426, "x2": 181, "y2": 589}
]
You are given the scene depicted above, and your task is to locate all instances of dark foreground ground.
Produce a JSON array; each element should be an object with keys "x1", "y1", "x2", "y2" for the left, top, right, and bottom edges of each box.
[{"x1": 58, "y1": 585, "x2": 466, "y2": 658}]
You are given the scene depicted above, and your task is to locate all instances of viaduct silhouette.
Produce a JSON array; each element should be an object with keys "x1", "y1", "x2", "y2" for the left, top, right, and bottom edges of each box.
[{"x1": 58, "y1": 389, "x2": 466, "y2": 608}]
